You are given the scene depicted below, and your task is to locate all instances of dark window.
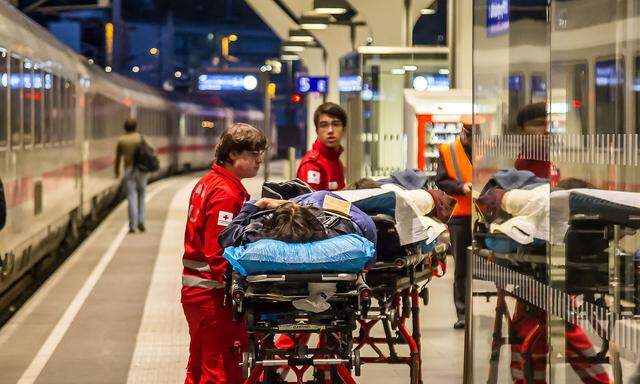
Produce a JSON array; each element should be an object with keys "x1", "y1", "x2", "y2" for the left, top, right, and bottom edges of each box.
[
  {"x1": 595, "y1": 58, "x2": 624, "y2": 135},
  {"x1": 23, "y1": 61, "x2": 33, "y2": 146},
  {"x1": 10, "y1": 55, "x2": 22, "y2": 147},
  {"x1": 34, "y1": 68, "x2": 43, "y2": 145},
  {"x1": 0, "y1": 49, "x2": 7, "y2": 147},
  {"x1": 43, "y1": 71, "x2": 52, "y2": 143}
]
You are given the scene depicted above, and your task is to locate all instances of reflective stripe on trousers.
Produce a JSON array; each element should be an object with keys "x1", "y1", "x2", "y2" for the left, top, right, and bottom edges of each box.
[{"x1": 181, "y1": 275, "x2": 225, "y2": 289}]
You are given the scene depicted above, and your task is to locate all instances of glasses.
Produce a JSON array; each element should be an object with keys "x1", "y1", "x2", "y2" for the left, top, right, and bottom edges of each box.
[
  {"x1": 317, "y1": 120, "x2": 344, "y2": 130},
  {"x1": 247, "y1": 150, "x2": 266, "y2": 158}
]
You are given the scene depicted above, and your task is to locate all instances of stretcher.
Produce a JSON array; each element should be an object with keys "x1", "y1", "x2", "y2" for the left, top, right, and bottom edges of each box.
[
  {"x1": 473, "y1": 186, "x2": 640, "y2": 383},
  {"x1": 232, "y1": 271, "x2": 370, "y2": 384},
  {"x1": 352, "y1": 214, "x2": 448, "y2": 384}
]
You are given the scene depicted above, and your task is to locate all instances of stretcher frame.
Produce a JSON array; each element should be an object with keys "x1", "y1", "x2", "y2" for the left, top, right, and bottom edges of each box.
[
  {"x1": 353, "y1": 244, "x2": 445, "y2": 384},
  {"x1": 473, "y1": 226, "x2": 622, "y2": 384},
  {"x1": 231, "y1": 272, "x2": 370, "y2": 384}
]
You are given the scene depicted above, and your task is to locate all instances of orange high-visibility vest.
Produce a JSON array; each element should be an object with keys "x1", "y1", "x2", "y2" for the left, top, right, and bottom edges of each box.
[{"x1": 439, "y1": 138, "x2": 472, "y2": 217}]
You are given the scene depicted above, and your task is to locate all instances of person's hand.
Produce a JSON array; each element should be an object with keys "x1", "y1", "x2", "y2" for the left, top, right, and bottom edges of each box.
[
  {"x1": 462, "y1": 182, "x2": 472, "y2": 195},
  {"x1": 255, "y1": 198, "x2": 289, "y2": 210}
]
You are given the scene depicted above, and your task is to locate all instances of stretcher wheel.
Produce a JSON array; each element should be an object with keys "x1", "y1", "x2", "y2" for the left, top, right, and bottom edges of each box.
[
  {"x1": 241, "y1": 352, "x2": 253, "y2": 379},
  {"x1": 352, "y1": 350, "x2": 361, "y2": 376},
  {"x1": 420, "y1": 287, "x2": 429, "y2": 306},
  {"x1": 389, "y1": 308, "x2": 398, "y2": 330}
]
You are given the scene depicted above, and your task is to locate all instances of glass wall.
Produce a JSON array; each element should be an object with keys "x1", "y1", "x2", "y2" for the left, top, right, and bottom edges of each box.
[
  {"x1": 339, "y1": 47, "x2": 449, "y2": 181},
  {"x1": 470, "y1": 0, "x2": 640, "y2": 382}
]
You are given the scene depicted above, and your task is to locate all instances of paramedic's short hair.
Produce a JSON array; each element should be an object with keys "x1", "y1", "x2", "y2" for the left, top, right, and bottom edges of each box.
[
  {"x1": 124, "y1": 118, "x2": 137, "y2": 132},
  {"x1": 516, "y1": 102, "x2": 546, "y2": 128},
  {"x1": 313, "y1": 102, "x2": 347, "y2": 129},
  {"x1": 214, "y1": 123, "x2": 267, "y2": 166},
  {"x1": 262, "y1": 203, "x2": 326, "y2": 243}
]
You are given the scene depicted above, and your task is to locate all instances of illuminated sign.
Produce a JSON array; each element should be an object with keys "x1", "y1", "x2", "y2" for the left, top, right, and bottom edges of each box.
[
  {"x1": 596, "y1": 60, "x2": 623, "y2": 87},
  {"x1": 296, "y1": 76, "x2": 328, "y2": 94},
  {"x1": 487, "y1": 0, "x2": 509, "y2": 37},
  {"x1": 338, "y1": 75, "x2": 362, "y2": 92},
  {"x1": 198, "y1": 74, "x2": 259, "y2": 91}
]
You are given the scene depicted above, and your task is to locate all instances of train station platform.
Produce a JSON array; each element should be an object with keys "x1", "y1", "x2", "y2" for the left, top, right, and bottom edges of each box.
[{"x1": 0, "y1": 173, "x2": 463, "y2": 384}]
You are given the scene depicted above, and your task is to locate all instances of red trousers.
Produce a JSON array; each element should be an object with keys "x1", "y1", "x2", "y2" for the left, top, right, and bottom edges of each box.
[
  {"x1": 183, "y1": 296, "x2": 247, "y2": 384},
  {"x1": 509, "y1": 301, "x2": 611, "y2": 384}
]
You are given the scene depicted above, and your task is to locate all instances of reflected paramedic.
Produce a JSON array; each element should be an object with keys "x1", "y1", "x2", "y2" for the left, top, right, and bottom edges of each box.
[
  {"x1": 297, "y1": 102, "x2": 347, "y2": 191},
  {"x1": 181, "y1": 123, "x2": 267, "y2": 384}
]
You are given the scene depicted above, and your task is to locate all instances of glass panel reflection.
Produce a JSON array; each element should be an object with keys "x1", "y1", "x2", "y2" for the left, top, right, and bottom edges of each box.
[{"x1": 471, "y1": 0, "x2": 640, "y2": 383}]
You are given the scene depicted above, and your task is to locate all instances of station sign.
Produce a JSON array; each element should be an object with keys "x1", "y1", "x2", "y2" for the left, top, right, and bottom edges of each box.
[
  {"x1": 487, "y1": 0, "x2": 509, "y2": 37},
  {"x1": 296, "y1": 76, "x2": 328, "y2": 94},
  {"x1": 197, "y1": 74, "x2": 259, "y2": 92}
]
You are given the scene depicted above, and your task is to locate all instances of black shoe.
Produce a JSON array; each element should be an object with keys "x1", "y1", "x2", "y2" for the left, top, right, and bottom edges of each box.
[
  {"x1": 138, "y1": 223, "x2": 146, "y2": 232},
  {"x1": 129, "y1": 228, "x2": 136, "y2": 234},
  {"x1": 454, "y1": 319, "x2": 465, "y2": 329}
]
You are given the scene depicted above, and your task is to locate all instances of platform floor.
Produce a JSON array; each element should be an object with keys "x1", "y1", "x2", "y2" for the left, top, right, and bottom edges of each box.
[{"x1": 0, "y1": 174, "x2": 464, "y2": 384}]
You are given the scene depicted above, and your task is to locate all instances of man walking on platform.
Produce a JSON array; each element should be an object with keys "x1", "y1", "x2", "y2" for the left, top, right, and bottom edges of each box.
[
  {"x1": 297, "y1": 102, "x2": 347, "y2": 191},
  {"x1": 115, "y1": 118, "x2": 148, "y2": 234},
  {"x1": 436, "y1": 116, "x2": 474, "y2": 329}
]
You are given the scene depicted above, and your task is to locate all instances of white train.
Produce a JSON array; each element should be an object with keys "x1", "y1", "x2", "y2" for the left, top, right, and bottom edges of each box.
[{"x1": 0, "y1": 1, "x2": 263, "y2": 306}]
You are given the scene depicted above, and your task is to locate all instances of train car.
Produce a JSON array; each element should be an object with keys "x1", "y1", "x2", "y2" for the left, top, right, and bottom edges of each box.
[{"x1": 0, "y1": 1, "x2": 263, "y2": 307}]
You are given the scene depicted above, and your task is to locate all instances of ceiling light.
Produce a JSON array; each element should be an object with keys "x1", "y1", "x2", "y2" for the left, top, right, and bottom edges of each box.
[
  {"x1": 421, "y1": 1, "x2": 438, "y2": 15},
  {"x1": 132, "y1": 66, "x2": 140, "y2": 73},
  {"x1": 403, "y1": 65, "x2": 418, "y2": 71},
  {"x1": 300, "y1": 15, "x2": 329, "y2": 30},
  {"x1": 391, "y1": 68, "x2": 406, "y2": 75},
  {"x1": 438, "y1": 68, "x2": 450, "y2": 75},
  {"x1": 289, "y1": 29, "x2": 314, "y2": 42},
  {"x1": 313, "y1": 0, "x2": 347, "y2": 14},
  {"x1": 105, "y1": 66, "x2": 112, "y2": 73},
  {"x1": 281, "y1": 54, "x2": 300, "y2": 61},
  {"x1": 282, "y1": 41, "x2": 306, "y2": 52}
]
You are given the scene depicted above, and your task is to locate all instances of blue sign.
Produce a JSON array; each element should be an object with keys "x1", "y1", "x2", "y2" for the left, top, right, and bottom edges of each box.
[
  {"x1": 338, "y1": 75, "x2": 362, "y2": 92},
  {"x1": 487, "y1": 0, "x2": 509, "y2": 37},
  {"x1": 198, "y1": 74, "x2": 258, "y2": 92},
  {"x1": 296, "y1": 76, "x2": 328, "y2": 94},
  {"x1": 508, "y1": 74, "x2": 523, "y2": 91},
  {"x1": 596, "y1": 60, "x2": 623, "y2": 87}
]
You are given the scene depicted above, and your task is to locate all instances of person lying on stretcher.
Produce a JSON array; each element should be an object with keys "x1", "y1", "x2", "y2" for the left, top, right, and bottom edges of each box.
[{"x1": 219, "y1": 192, "x2": 376, "y2": 313}]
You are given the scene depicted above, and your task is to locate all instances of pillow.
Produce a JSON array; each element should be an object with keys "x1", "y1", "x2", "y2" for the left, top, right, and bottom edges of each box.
[{"x1": 224, "y1": 234, "x2": 375, "y2": 276}]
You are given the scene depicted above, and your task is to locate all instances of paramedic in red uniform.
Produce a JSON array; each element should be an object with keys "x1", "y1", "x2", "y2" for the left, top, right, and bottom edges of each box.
[
  {"x1": 297, "y1": 102, "x2": 347, "y2": 191},
  {"x1": 181, "y1": 123, "x2": 268, "y2": 384}
]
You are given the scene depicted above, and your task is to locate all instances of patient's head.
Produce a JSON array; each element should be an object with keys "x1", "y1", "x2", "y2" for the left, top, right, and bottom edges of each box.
[
  {"x1": 345, "y1": 178, "x2": 381, "y2": 190},
  {"x1": 555, "y1": 178, "x2": 595, "y2": 190},
  {"x1": 262, "y1": 202, "x2": 326, "y2": 243}
]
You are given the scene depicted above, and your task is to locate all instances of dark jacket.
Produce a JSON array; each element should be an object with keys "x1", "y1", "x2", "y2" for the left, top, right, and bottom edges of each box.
[
  {"x1": 218, "y1": 202, "x2": 358, "y2": 248},
  {"x1": 0, "y1": 177, "x2": 5, "y2": 230}
]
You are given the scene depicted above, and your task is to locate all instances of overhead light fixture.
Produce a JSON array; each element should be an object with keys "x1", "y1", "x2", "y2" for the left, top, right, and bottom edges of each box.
[
  {"x1": 289, "y1": 29, "x2": 314, "y2": 43},
  {"x1": 421, "y1": 0, "x2": 438, "y2": 15},
  {"x1": 300, "y1": 15, "x2": 329, "y2": 30},
  {"x1": 403, "y1": 65, "x2": 418, "y2": 71},
  {"x1": 391, "y1": 68, "x2": 406, "y2": 75},
  {"x1": 438, "y1": 68, "x2": 450, "y2": 75},
  {"x1": 281, "y1": 53, "x2": 300, "y2": 61},
  {"x1": 282, "y1": 41, "x2": 306, "y2": 52},
  {"x1": 313, "y1": 0, "x2": 347, "y2": 14}
]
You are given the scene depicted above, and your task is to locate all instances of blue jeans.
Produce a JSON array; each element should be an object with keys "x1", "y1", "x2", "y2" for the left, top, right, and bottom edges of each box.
[{"x1": 124, "y1": 167, "x2": 148, "y2": 231}]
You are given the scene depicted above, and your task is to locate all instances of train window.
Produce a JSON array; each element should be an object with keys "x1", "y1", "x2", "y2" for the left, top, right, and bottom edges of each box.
[
  {"x1": 63, "y1": 80, "x2": 71, "y2": 144},
  {"x1": 53, "y1": 74, "x2": 61, "y2": 144},
  {"x1": 69, "y1": 83, "x2": 76, "y2": 142},
  {"x1": 23, "y1": 60, "x2": 33, "y2": 147},
  {"x1": 595, "y1": 58, "x2": 624, "y2": 135},
  {"x1": 9, "y1": 54, "x2": 22, "y2": 148},
  {"x1": 33, "y1": 67, "x2": 43, "y2": 145},
  {"x1": 43, "y1": 71, "x2": 52, "y2": 144},
  {"x1": 0, "y1": 49, "x2": 7, "y2": 148}
]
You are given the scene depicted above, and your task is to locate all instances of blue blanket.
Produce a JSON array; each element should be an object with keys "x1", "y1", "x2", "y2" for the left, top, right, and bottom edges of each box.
[{"x1": 224, "y1": 234, "x2": 375, "y2": 276}]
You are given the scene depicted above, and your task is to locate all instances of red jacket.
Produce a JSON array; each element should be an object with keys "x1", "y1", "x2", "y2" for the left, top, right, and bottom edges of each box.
[
  {"x1": 181, "y1": 164, "x2": 250, "y2": 304},
  {"x1": 297, "y1": 139, "x2": 345, "y2": 191}
]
